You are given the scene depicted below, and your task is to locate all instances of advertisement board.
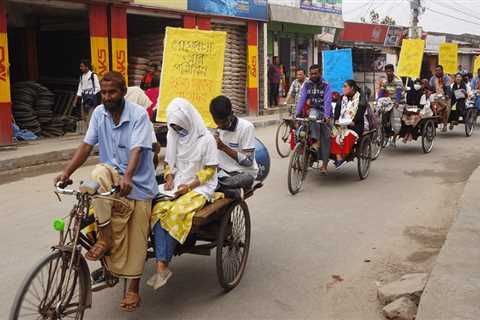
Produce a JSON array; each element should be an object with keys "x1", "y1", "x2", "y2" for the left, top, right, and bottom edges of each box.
[
  {"x1": 187, "y1": 0, "x2": 268, "y2": 21},
  {"x1": 300, "y1": 0, "x2": 342, "y2": 14}
]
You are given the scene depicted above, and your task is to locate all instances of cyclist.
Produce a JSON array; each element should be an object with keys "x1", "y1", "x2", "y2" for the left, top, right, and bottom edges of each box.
[
  {"x1": 295, "y1": 64, "x2": 333, "y2": 174},
  {"x1": 429, "y1": 65, "x2": 452, "y2": 132},
  {"x1": 286, "y1": 68, "x2": 307, "y2": 106},
  {"x1": 54, "y1": 71, "x2": 157, "y2": 312},
  {"x1": 377, "y1": 64, "x2": 404, "y2": 146}
]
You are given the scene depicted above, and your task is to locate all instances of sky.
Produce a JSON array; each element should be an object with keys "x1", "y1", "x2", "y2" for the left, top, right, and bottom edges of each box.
[{"x1": 342, "y1": 0, "x2": 480, "y2": 35}]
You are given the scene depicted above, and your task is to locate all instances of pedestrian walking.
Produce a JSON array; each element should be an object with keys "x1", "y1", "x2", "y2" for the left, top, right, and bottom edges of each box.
[
  {"x1": 268, "y1": 56, "x2": 281, "y2": 107},
  {"x1": 73, "y1": 59, "x2": 101, "y2": 126}
]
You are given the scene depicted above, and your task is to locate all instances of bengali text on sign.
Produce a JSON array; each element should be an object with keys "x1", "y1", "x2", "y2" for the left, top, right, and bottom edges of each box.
[{"x1": 157, "y1": 27, "x2": 226, "y2": 127}]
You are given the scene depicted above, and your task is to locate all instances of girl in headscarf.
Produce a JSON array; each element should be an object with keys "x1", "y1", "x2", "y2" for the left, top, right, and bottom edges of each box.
[
  {"x1": 331, "y1": 80, "x2": 367, "y2": 168},
  {"x1": 148, "y1": 98, "x2": 218, "y2": 290}
]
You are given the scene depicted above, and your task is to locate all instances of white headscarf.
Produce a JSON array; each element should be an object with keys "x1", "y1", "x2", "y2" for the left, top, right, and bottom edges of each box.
[{"x1": 165, "y1": 98, "x2": 207, "y2": 171}]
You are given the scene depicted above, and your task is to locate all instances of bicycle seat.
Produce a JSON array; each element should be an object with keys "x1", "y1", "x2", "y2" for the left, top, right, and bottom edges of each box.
[{"x1": 79, "y1": 180, "x2": 101, "y2": 195}]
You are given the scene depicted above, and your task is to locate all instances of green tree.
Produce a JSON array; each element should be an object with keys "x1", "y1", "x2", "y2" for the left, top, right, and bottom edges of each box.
[{"x1": 361, "y1": 9, "x2": 396, "y2": 25}]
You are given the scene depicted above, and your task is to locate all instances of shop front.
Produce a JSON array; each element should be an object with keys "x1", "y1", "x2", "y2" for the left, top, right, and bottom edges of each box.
[
  {"x1": 267, "y1": 1, "x2": 343, "y2": 107},
  {"x1": 337, "y1": 22, "x2": 406, "y2": 99}
]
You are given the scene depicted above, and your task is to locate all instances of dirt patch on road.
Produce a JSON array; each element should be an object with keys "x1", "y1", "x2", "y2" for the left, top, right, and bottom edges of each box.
[{"x1": 403, "y1": 226, "x2": 447, "y2": 249}]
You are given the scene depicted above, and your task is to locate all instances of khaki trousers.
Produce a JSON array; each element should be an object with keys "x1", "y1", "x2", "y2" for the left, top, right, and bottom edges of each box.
[{"x1": 91, "y1": 164, "x2": 151, "y2": 279}]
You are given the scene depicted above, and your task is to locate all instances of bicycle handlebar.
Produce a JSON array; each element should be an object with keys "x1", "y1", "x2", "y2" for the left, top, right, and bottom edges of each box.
[
  {"x1": 55, "y1": 181, "x2": 118, "y2": 197},
  {"x1": 294, "y1": 117, "x2": 328, "y2": 124}
]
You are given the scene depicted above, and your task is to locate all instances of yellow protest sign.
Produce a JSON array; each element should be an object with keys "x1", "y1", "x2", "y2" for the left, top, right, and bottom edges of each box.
[
  {"x1": 439, "y1": 42, "x2": 458, "y2": 74},
  {"x1": 397, "y1": 39, "x2": 425, "y2": 79},
  {"x1": 473, "y1": 55, "x2": 480, "y2": 74},
  {"x1": 157, "y1": 27, "x2": 227, "y2": 127}
]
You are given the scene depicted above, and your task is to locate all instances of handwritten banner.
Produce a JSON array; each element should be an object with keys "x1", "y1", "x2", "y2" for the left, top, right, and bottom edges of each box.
[
  {"x1": 473, "y1": 55, "x2": 480, "y2": 74},
  {"x1": 322, "y1": 48, "x2": 353, "y2": 93},
  {"x1": 397, "y1": 39, "x2": 425, "y2": 79},
  {"x1": 439, "y1": 42, "x2": 458, "y2": 75},
  {"x1": 157, "y1": 27, "x2": 226, "y2": 127}
]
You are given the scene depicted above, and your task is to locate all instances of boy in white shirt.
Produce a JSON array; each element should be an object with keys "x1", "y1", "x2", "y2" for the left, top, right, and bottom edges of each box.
[{"x1": 209, "y1": 95, "x2": 258, "y2": 181}]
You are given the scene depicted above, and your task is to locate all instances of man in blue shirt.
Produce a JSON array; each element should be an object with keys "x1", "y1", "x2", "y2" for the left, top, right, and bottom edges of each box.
[
  {"x1": 295, "y1": 64, "x2": 332, "y2": 174},
  {"x1": 54, "y1": 71, "x2": 157, "y2": 311}
]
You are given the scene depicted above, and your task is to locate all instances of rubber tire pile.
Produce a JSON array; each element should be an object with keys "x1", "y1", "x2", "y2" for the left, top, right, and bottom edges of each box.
[{"x1": 12, "y1": 82, "x2": 77, "y2": 137}]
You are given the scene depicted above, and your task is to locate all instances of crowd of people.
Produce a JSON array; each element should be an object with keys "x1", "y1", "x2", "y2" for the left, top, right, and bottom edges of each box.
[{"x1": 59, "y1": 56, "x2": 480, "y2": 312}]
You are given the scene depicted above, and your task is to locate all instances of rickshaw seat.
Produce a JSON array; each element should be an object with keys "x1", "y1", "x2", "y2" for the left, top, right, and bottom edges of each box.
[{"x1": 193, "y1": 198, "x2": 234, "y2": 226}]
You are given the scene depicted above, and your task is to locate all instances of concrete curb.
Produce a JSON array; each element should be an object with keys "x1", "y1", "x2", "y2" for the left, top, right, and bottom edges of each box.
[
  {"x1": 0, "y1": 117, "x2": 280, "y2": 173},
  {"x1": 416, "y1": 165, "x2": 480, "y2": 320}
]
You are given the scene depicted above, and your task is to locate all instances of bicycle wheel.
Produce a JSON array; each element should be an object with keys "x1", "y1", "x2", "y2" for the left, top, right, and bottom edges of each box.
[
  {"x1": 10, "y1": 250, "x2": 89, "y2": 320},
  {"x1": 357, "y1": 136, "x2": 372, "y2": 180},
  {"x1": 465, "y1": 109, "x2": 475, "y2": 137},
  {"x1": 371, "y1": 128, "x2": 383, "y2": 161},
  {"x1": 275, "y1": 121, "x2": 292, "y2": 158},
  {"x1": 216, "y1": 201, "x2": 251, "y2": 292},
  {"x1": 288, "y1": 143, "x2": 308, "y2": 195},
  {"x1": 422, "y1": 119, "x2": 436, "y2": 153}
]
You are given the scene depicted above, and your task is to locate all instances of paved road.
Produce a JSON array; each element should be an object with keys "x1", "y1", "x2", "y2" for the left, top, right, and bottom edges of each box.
[{"x1": 1, "y1": 125, "x2": 480, "y2": 319}]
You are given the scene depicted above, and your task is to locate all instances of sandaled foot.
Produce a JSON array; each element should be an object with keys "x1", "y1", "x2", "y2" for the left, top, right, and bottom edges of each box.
[
  {"x1": 120, "y1": 292, "x2": 141, "y2": 312},
  {"x1": 85, "y1": 239, "x2": 111, "y2": 261}
]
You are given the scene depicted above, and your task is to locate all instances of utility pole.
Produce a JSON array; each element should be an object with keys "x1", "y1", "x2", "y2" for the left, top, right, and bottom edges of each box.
[{"x1": 409, "y1": 0, "x2": 424, "y2": 38}]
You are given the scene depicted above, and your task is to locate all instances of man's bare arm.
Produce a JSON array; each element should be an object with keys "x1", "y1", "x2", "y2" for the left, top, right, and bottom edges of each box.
[{"x1": 54, "y1": 143, "x2": 93, "y2": 184}]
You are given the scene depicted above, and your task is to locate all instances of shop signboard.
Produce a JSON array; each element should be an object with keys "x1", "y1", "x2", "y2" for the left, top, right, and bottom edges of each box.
[
  {"x1": 111, "y1": 6, "x2": 128, "y2": 84},
  {"x1": 397, "y1": 39, "x2": 425, "y2": 79},
  {"x1": 0, "y1": 25, "x2": 10, "y2": 103},
  {"x1": 322, "y1": 48, "x2": 353, "y2": 93},
  {"x1": 384, "y1": 26, "x2": 405, "y2": 47},
  {"x1": 133, "y1": 0, "x2": 188, "y2": 10},
  {"x1": 300, "y1": 0, "x2": 342, "y2": 14},
  {"x1": 439, "y1": 42, "x2": 458, "y2": 75},
  {"x1": 89, "y1": 5, "x2": 109, "y2": 77},
  {"x1": 187, "y1": 0, "x2": 268, "y2": 21},
  {"x1": 340, "y1": 22, "x2": 388, "y2": 44},
  {"x1": 157, "y1": 27, "x2": 227, "y2": 127},
  {"x1": 248, "y1": 45, "x2": 258, "y2": 89}
]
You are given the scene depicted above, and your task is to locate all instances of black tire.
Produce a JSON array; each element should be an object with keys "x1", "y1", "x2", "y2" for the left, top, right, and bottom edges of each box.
[
  {"x1": 357, "y1": 136, "x2": 372, "y2": 180},
  {"x1": 275, "y1": 121, "x2": 292, "y2": 158},
  {"x1": 216, "y1": 201, "x2": 251, "y2": 292},
  {"x1": 422, "y1": 120, "x2": 436, "y2": 153},
  {"x1": 371, "y1": 128, "x2": 383, "y2": 161},
  {"x1": 287, "y1": 143, "x2": 308, "y2": 195},
  {"x1": 465, "y1": 109, "x2": 475, "y2": 137},
  {"x1": 9, "y1": 250, "x2": 89, "y2": 320}
]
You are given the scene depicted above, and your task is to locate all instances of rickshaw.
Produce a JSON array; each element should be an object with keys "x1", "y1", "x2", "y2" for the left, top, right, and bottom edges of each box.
[
  {"x1": 287, "y1": 117, "x2": 374, "y2": 195},
  {"x1": 444, "y1": 92, "x2": 477, "y2": 137},
  {"x1": 9, "y1": 140, "x2": 270, "y2": 320},
  {"x1": 376, "y1": 98, "x2": 438, "y2": 154}
]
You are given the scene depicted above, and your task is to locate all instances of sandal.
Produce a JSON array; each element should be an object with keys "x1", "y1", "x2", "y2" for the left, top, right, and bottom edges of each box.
[
  {"x1": 120, "y1": 292, "x2": 141, "y2": 312},
  {"x1": 85, "y1": 239, "x2": 111, "y2": 261}
]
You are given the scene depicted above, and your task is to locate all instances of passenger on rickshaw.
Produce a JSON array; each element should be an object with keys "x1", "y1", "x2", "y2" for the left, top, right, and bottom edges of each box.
[
  {"x1": 295, "y1": 64, "x2": 333, "y2": 174},
  {"x1": 449, "y1": 73, "x2": 471, "y2": 130},
  {"x1": 149, "y1": 98, "x2": 219, "y2": 290},
  {"x1": 331, "y1": 80, "x2": 367, "y2": 168},
  {"x1": 378, "y1": 64, "x2": 404, "y2": 146},
  {"x1": 429, "y1": 65, "x2": 452, "y2": 132},
  {"x1": 210, "y1": 95, "x2": 259, "y2": 197},
  {"x1": 400, "y1": 79, "x2": 423, "y2": 143}
]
